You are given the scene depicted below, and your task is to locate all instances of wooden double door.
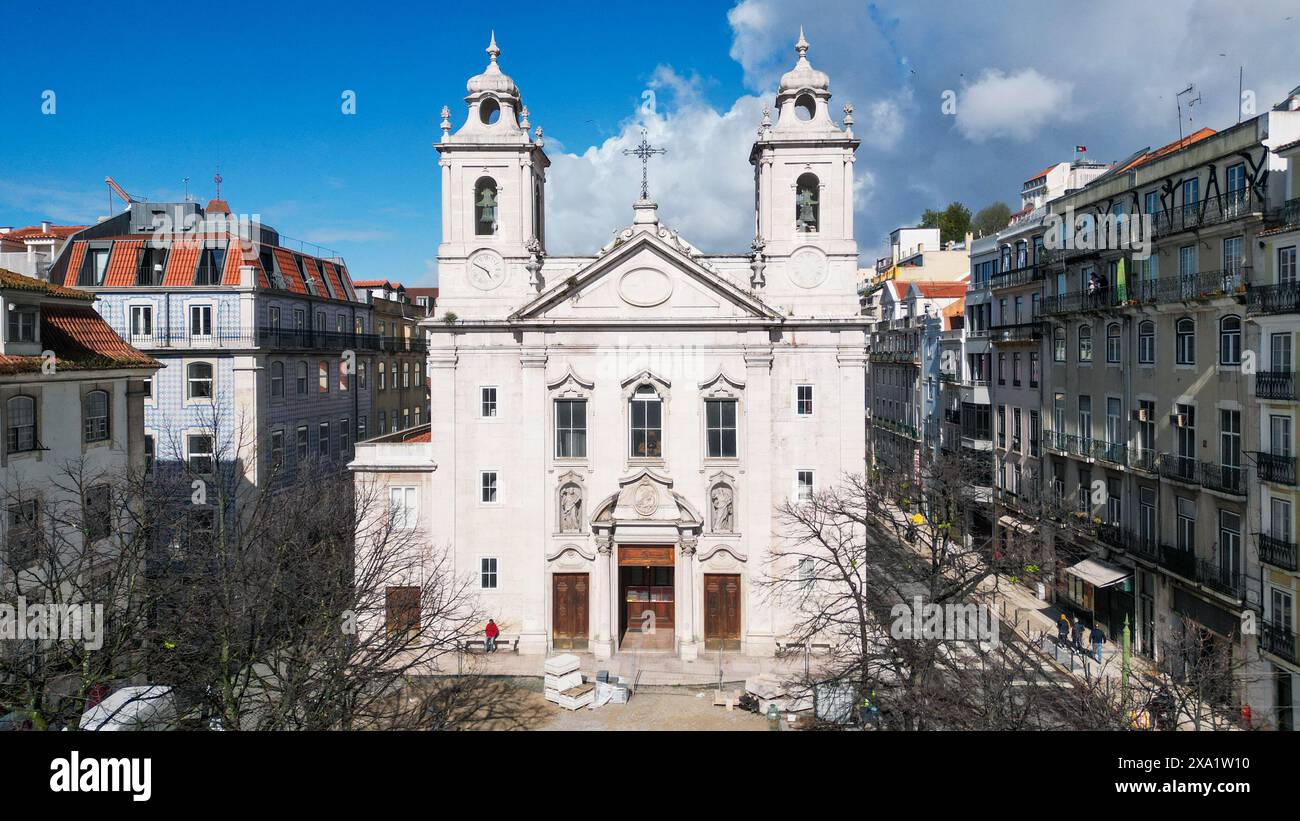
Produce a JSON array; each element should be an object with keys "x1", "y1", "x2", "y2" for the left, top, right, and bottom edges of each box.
[
  {"x1": 704, "y1": 574, "x2": 741, "y2": 651},
  {"x1": 552, "y1": 573, "x2": 589, "y2": 650}
]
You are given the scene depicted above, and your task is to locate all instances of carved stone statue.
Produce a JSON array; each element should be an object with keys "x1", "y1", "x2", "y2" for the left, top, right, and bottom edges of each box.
[
  {"x1": 711, "y1": 484, "x2": 734, "y2": 533},
  {"x1": 560, "y1": 485, "x2": 582, "y2": 532}
]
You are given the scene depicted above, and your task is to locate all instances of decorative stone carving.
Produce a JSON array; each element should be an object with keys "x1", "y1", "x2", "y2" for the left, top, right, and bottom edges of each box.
[
  {"x1": 710, "y1": 483, "x2": 734, "y2": 533},
  {"x1": 559, "y1": 483, "x2": 582, "y2": 532},
  {"x1": 633, "y1": 482, "x2": 658, "y2": 517},
  {"x1": 618, "y1": 266, "x2": 673, "y2": 307},
  {"x1": 679, "y1": 537, "x2": 698, "y2": 557}
]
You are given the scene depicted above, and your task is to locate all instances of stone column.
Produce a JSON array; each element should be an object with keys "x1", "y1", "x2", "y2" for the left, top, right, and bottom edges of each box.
[
  {"x1": 743, "y1": 345, "x2": 776, "y2": 655},
  {"x1": 592, "y1": 535, "x2": 615, "y2": 659},
  {"x1": 678, "y1": 536, "x2": 699, "y2": 661},
  {"x1": 519, "y1": 345, "x2": 549, "y2": 653}
]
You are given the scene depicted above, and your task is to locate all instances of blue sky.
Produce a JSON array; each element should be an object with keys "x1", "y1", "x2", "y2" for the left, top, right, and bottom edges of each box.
[{"x1": 2, "y1": 1, "x2": 1297, "y2": 285}]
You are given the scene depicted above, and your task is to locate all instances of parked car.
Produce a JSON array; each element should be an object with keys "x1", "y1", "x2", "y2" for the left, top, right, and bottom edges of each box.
[{"x1": 79, "y1": 686, "x2": 178, "y2": 731}]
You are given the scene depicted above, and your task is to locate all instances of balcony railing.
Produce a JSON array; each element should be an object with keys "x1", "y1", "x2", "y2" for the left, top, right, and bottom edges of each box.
[
  {"x1": 988, "y1": 322, "x2": 1043, "y2": 343},
  {"x1": 1258, "y1": 452, "x2": 1297, "y2": 486},
  {"x1": 869, "y1": 350, "x2": 919, "y2": 365},
  {"x1": 873, "y1": 417, "x2": 919, "y2": 440},
  {"x1": 1247, "y1": 281, "x2": 1300, "y2": 316},
  {"x1": 1045, "y1": 269, "x2": 1248, "y2": 315},
  {"x1": 1195, "y1": 558, "x2": 1242, "y2": 599},
  {"x1": 1097, "y1": 523, "x2": 1159, "y2": 558},
  {"x1": 1256, "y1": 371, "x2": 1297, "y2": 401},
  {"x1": 989, "y1": 264, "x2": 1045, "y2": 291},
  {"x1": 1127, "y1": 447, "x2": 1157, "y2": 473},
  {"x1": 1156, "y1": 454, "x2": 1247, "y2": 496},
  {"x1": 124, "y1": 328, "x2": 259, "y2": 350},
  {"x1": 1259, "y1": 534, "x2": 1298, "y2": 572},
  {"x1": 1091, "y1": 440, "x2": 1127, "y2": 466},
  {"x1": 257, "y1": 326, "x2": 383, "y2": 351},
  {"x1": 1150, "y1": 189, "x2": 1262, "y2": 237},
  {"x1": 1042, "y1": 287, "x2": 1122, "y2": 315},
  {"x1": 1261, "y1": 622, "x2": 1298, "y2": 664},
  {"x1": 1277, "y1": 197, "x2": 1300, "y2": 229}
]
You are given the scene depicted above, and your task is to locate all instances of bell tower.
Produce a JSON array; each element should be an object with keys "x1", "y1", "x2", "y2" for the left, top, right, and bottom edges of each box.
[
  {"x1": 749, "y1": 29, "x2": 859, "y2": 309},
  {"x1": 437, "y1": 33, "x2": 549, "y2": 312}
]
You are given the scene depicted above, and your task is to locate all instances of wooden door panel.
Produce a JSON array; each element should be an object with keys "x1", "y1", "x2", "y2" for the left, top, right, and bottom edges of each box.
[
  {"x1": 552, "y1": 573, "x2": 589, "y2": 650},
  {"x1": 704, "y1": 574, "x2": 741, "y2": 650}
]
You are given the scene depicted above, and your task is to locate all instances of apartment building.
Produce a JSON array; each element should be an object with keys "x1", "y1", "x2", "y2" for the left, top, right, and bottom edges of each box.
[
  {"x1": 1038, "y1": 98, "x2": 1300, "y2": 728},
  {"x1": 46, "y1": 197, "x2": 375, "y2": 487},
  {"x1": 353, "y1": 280, "x2": 431, "y2": 436},
  {"x1": 0, "y1": 223, "x2": 84, "y2": 279}
]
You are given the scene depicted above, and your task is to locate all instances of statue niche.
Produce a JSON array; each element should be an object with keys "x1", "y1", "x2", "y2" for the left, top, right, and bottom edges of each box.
[
  {"x1": 559, "y1": 482, "x2": 583, "y2": 533},
  {"x1": 710, "y1": 483, "x2": 735, "y2": 533}
]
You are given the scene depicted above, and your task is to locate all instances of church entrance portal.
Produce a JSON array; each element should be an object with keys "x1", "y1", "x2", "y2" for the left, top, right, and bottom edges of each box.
[{"x1": 618, "y1": 546, "x2": 674, "y2": 651}]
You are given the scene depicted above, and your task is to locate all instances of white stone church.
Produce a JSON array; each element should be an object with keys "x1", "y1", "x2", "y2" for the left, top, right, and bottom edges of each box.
[{"x1": 352, "y1": 31, "x2": 869, "y2": 659}]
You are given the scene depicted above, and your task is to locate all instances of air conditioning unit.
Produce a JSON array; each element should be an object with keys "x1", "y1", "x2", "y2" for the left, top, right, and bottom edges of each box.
[
  {"x1": 1170, "y1": 413, "x2": 1188, "y2": 428},
  {"x1": 1132, "y1": 408, "x2": 1151, "y2": 422}
]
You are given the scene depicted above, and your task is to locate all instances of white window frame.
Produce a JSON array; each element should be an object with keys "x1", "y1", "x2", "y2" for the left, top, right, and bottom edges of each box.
[
  {"x1": 795, "y1": 469, "x2": 815, "y2": 502},
  {"x1": 480, "y1": 470, "x2": 500, "y2": 505},
  {"x1": 480, "y1": 386, "x2": 498, "y2": 419},
  {"x1": 795, "y1": 384, "x2": 814, "y2": 417},
  {"x1": 479, "y1": 556, "x2": 499, "y2": 590}
]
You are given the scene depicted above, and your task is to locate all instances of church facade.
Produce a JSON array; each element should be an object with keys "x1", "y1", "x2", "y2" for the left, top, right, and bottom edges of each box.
[{"x1": 355, "y1": 32, "x2": 869, "y2": 659}]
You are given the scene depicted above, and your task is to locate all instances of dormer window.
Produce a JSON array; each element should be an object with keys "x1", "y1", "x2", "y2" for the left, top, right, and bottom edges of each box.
[
  {"x1": 136, "y1": 245, "x2": 169, "y2": 286},
  {"x1": 6, "y1": 306, "x2": 37, "y2": 343},
  {"x1": 260, "y1": 247, "x2": 286, "y2": 289},
  {"x1": 796, "y1": 173, "x2": 819, "y2": 232},
  {"x1": 79, "y1": 246, "x2": 110, "y2": 287},
  {"x1": 475, "y1": 177, "x2": 498, "y2": 236},
  {"x1": 194, "y1": 246, "x2": 226, "y2": 286}
]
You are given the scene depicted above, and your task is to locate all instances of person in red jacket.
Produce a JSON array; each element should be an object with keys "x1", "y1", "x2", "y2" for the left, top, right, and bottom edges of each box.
[{"x1": 485, "y1": 619, "x2": 499, "y2": 653}]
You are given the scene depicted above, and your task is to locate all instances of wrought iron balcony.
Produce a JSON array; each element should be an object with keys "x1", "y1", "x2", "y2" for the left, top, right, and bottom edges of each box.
[
  {"x1": 1091, "y1": 440, "x2": 1127, "y2": 466},
  {"x1": 1195, "y1": 558, "x2": 1242, "y2": 599},
  {"x1": 1256, "y1": 371, "x2": 1297, "y2": 401},
  {"x1": 1258, "y1": 452, "x2": 1297, "y2": 486},
  {"x1": 1097, "y1": 523, "x2": 1158, "y2": 557},
  {"x1": 1149, "y1": 189, "x2": 1262, "y2": 237},
  {"x1": 873, "y1": 417, "x2": 920, "y2": 440},
  {"x1": 1261, "y1": 622, "x2": 1299, "y2": 664},
  {"x1": 989, "y1": 263, "x2": 1045, "y2": 291},
  {"x1": 1247, "y1": 281, "x2": 1300, "y2": 316},
  {"x1": 1042, "y1": 287, "x2": 1122, "y2": 315},
  {"x1": 869, "y1": 350, "x2": 919, "y2": 365},
  {"x1": 944, "y1": 407, "x2": 962, "y2": 425},
  {"x1": 1278, "y1": 197, "x2": 1300, "y2": 229},
  {"x1": 1127, "y1": 447, "x2": 1157, "y2": 473},
  {"x1": 989, "y1": 321, "x2": 1043, "y2": 343},
  {"x1": 1259, "y1": 534, "x2": 1298, "y2": 572},
  {"x1": 1157, "y1": 454, "x2": 1247, "y2": 496},
  {"x1": 257, "y1": 326, "x2": 383, "y2": 352}
]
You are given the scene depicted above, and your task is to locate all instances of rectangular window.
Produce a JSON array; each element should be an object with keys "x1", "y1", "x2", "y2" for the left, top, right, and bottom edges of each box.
[
  {"x1": 1177, "y1": 497, "x2": 1196, "y2": 552},
  {"x1": 194, "y1": 247, "x2": 225, "y2": 285},
  {"x1": 555, "y1": 399, "x2": 587, "y2": 459},
  {"x1": 481, "y1": 471, "x2": 499, "y2": 504},
  {"x1": 6, "y1": 307, "x2": 37, "y2": 343},
  {"x1": 481, "y1": 386, "x2": 498, "y2": 418},
  {"x1": 80, "y1": 247, "x2": 110, "y2": 287},
  {"x1": 796, "y1": 384, "x2": 814, "y2": 416},
  {"x1": 189, "y1": 304, "x2": 212, "y2": 337},
  {"x1": 318, "y1": 361, "x2": 329, "y2": 394},
  {"x1": 630, "y1": 387, "x2": 663, "y2": 458},
  {"x1": 144, "y1": 433, "x2": 155, "y2": 472},
  {"x1": 1280, "y1": 246, "x2": 1297, "y2": 285},
  {"x1": 1012, "y1": 353, "x2": 1021, "y2": 387},
  {"x1": 1078, "y1": 395, "x2": 1092, "y2": 447},
  {"x1": 1029, "y1": 410, "x2": 1040, "y2": 457},
  {"x1": 796, "y1": 470, "x2": 814, "y2": 501},
  {"x1": 339, "y1": 419, "x2": 350, "y2": 455},
  {"x1": 1029, "y1": 352, "x2": 1039, "y2": 387},
  {"x1": 1272, "y1": 414, "x2": 1294, "y2": 457},
  {"x1": 83, "y1": 484, "x2": 111, "y2": 542},
  {"x1": 389, "y1": 486, "x2": 416, "y2": 529},
  {"x1": 997, "y1": 405, "x2": 1006, "y2": 449},
  {"x1": 706, "y1": 399, "x2": 738, "y2": 458},
  {"x1": 480, "y1": 557, "x2": 498, "y2": 589},
  {"x1": 296, "y1": 425, "x2": 308, "y2": 460},
  {"x1": 270, "y1": 429, "x2": 284, "y2": 468},
  {"x1": 1107, "y1": 479, "x2": 1121, "y2": 525},
  {"x1": 129, "y1": 305, "x2": 152, "y2": 338},
  {"x1": 1139, "y1": 487, "x2": 1157, "y2": 546},
  {"x1": 1012, "y1": 407, "x2": 1022, "y2": 452},
  {"x1": 188, "y1": 434, "x2": 214, "y2": 474},
  {"x1": 1220, "y1": 409, "x2": 1241, "y2": 489},
  {"x1": 1078, "y1": 468, "x2": 1092, "y2": 514},
  {"x1": 318, "y1": 421, "x2": 330, "y2": 457},
  {"x1": 6, "y1": 500, "x2": 40, "y2": 567}
]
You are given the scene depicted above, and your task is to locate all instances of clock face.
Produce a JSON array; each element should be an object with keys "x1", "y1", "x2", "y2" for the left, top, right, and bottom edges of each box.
[
  {"x1": 789, "y1": 246, "x2": 828, "y2": 289},
  {"x1": 468, "y1": 250, "x2": 505, "y2": 290}
]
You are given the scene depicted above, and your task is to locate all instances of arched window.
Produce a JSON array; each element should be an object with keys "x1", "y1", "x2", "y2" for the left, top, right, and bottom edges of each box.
[
  {"x1": 795, "y1": 173, "x2": 819, "y2": 233},
  {"x1": 270, "y1": 361, "x2": 284, "y2": 397},
  {"x1": 1078, "y1": 324, "x2": 1093, "y2": 363},
  {"x1": 474, "y1": 177, "x2": 498, "y2": 236},
  {"x1": 1176, "y1": 317, "x2": 1195, "y2": 365},
  {"x1": 1138, "y1": 320, "x2": 1155, "y2": 365},
  {"x1": 1106, "y1": 323, "x2": 1122, "y2": 363},
  {"x1": 358, "y1": 361, "x2": 368, "y2": 390},
  {"x1": 1219, "y1": 315, "x2": 1242, "y2": 365},
  {"x1": 378, "y1": 361, "x2": 387, "y2": 391},
  {"x1": 187, "y1": 362, "x2": 214, "y2": 399},
  {"x1": 318, "y1": 361, "x2": 329, "y2": 394},
  {"x1": 629, "y1": 384, "x2": 663, "y2": 459},
  {"x1": 83, "y1": 390, "x2": 109, "y2": 442},
  {"x1": 6, "y1": 395, "x2": 36, "y2": 452},
  {"x1": 296, "y1": 361, "x2": 308, "y2": 394},
  {"x1": 1053, "y1": 327, "x2": 1067, "y2": 362}
]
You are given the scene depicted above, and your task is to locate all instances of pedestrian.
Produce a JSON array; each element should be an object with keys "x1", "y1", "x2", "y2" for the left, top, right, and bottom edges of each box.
[
  {"x1": 485, "y1": 618, "x2": 499, "y2": 653},
  {"x1": 1090, "y1": 623, "x2": 1105, "y2": 662},
  {"x1": 1057, "y1": 613, "x2": 1070, "y2": 648},
  {"x1": 1072, "y1": 617, "x2": 1086, "y2": 652}
]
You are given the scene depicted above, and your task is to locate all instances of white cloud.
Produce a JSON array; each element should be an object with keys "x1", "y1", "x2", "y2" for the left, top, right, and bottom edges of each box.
[
  {"x1": 545, "y1": 67, "x2": 766, "y2": 254},
  {"x1": 954, "y1": 68, "x2": 1076, "y2": 143}
]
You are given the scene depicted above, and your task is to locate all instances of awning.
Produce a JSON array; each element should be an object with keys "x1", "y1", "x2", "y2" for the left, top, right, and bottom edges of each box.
[
  {"x1": 997, "y1": 515, "x2": 1038, "y2": 537},
  {"x1": 1066, "y1": 557, "x2": 1131, "y2": 589}
]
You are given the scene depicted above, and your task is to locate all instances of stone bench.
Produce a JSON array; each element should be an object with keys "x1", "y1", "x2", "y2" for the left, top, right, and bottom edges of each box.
[{"x1": 462, "y1": 636, "x2": 519, "y2": 654}]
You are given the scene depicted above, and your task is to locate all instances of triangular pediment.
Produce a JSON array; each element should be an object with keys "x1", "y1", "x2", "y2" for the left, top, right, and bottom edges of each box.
[{"x1": 510, "y1": 229, "x2": 781, "y2": 322}]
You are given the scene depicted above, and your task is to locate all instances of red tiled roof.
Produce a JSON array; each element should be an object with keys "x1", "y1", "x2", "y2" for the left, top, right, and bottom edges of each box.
[
  {"x1": 0, "y1": 303, "x2": 157, "y2": 375},
  {"x1": 912, "y1": 281, "x2": 969, "y2": 299},
  {"x1": 353, "y1": 279, "x2": 398, "y2": 288},
  {"x1": 272, "y1": 247, "x2": 308, "y2": 294},
  {"x1": 103, "y1": 239, "x2": 144, "y2": 287},
  {"x1": 400, "y1": 430, "x2": 431, "y2": 443},
  {"x1": 301, "y1": 256, "x2": 327, "y2": 295},
  {"x1": 1119, "y1": 127, "x2": 1217, "y2": 173},
  {"x1": 0, "y1": 268, "x2": 95, "y2": 300},
  {"x1": 319, "y1": 260, "x2": 348, "y2": 299},
  {"x1": 1026, "y1": 163, "x2": 1061, "y2": 183},
  {"x1": 162, "y1": 241, "x2": 201, "y2": 286},
  {"x1": 6, "y1": 224, "x2": 87, "y2": 241}
]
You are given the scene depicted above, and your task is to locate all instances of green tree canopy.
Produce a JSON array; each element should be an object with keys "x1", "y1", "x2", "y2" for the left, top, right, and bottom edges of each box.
[
  {"x1": 972, "y1": 201, "x2": 1012, "y2": 237},
  {"x1": 919, "y1": 201, "x2": 972, "y2": 246}
]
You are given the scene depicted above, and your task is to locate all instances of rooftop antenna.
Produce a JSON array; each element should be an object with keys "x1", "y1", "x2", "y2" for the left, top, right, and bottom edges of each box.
[
  {"x1": 1176, "y1": 84, "x2": 1200, "y2": 142},
  {"x1": 1237, "y1": 66, "x2": 1244, "y2": 124},
  {"x1": 183, "y1": 177, "x2": 190, "y2": 202},
  {"x1": 214, "y1": 167, "x2": 223, "y2": 200}
]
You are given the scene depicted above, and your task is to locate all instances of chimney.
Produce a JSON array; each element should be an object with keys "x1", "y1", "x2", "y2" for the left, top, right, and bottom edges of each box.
[
  {"x1": 41, "y1": 220, "x2": 50, "y2": 233},
  {"x1": 0, "y1": 227, "x2": 11, "y2": 234}
]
